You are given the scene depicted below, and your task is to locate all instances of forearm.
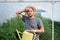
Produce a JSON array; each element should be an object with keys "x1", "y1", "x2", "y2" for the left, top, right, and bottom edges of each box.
[
  {"x1": 29, "y1": 27, "x2": 44, "y2": 33},
  {"x1": 35, "y1": 29, "x2": 44, "y2": 33},
  {"x1": 16, "y1": 10, "x2": 24, "y2": 15},
  {"x1": 16, "y1": 10, "x2": 25, "y2": 18},
  {"x1": 36, "y1": 26, "x2": 45, "y2": 33}
]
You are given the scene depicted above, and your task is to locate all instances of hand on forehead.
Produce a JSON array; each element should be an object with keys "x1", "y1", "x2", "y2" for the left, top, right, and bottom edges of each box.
[
  {"x1": 25, "y1": 7, "x2": 30, "y2": 10},
  {"x1": 25, "y1": 7, "x2": 31, "y2": 12}
]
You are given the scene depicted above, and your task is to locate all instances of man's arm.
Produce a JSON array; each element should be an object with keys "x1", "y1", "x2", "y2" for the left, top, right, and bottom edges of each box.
[
  {"x1": 16, "y1": 7, "x2": 29, "y2": 19},
  {"x1": 37, "y1": 26, "x2": 44, "y2": 33},
  {"x1": 29, "y1": 26, "x2": 44, "y2": 33},
  {"x1": 16, "y1": 10, "x2": 25, "y2": 19}
]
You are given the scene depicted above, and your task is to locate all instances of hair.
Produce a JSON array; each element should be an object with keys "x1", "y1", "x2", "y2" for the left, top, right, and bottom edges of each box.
[{"x1": 25, "y1": 6, "x2": 36, "y2": 11}]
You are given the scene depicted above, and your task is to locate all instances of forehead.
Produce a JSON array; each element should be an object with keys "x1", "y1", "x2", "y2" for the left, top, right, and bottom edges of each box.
[{"x1": 28, "y1": 8, "x2": 34, "y2": 11}]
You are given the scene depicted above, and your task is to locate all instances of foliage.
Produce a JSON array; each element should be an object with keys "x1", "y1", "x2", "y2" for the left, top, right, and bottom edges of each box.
[
  {"x1": 54, "y1": 21, "x2": 60, "y2": 40},
  {"x1": 0, "y1": 16, "x2": 52, "y2": 40}
]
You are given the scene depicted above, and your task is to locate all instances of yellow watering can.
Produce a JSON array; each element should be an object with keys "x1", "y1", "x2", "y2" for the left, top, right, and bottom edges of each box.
[{"x1": 16, "y1": 29, "x2": 36, "y2": 40}]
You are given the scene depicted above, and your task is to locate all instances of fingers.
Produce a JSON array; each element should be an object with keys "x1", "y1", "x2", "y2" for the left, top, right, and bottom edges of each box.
[{"x1": 25, "y1": 7, "x2": 30, "y2": 12}]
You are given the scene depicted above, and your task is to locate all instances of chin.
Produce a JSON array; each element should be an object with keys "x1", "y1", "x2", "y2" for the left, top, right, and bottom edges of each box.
[{"x1": 29, "y1": 15, "x2": 32, "y2": 17}]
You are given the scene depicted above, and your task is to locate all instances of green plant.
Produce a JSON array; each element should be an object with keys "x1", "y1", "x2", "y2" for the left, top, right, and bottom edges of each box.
[{"x1": 0, "y1": 16, "x2": 52, "y2": 40}]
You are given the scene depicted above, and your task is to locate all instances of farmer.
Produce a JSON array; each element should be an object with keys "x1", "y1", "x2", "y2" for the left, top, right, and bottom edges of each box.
[{"x1": 16, "y1": 6, "x2": 44, "y2": 40}]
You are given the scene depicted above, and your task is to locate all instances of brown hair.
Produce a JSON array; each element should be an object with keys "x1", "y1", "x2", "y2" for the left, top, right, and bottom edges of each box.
[{"x1": 25, "y1": 6, "x2": 36, "y2": 11}]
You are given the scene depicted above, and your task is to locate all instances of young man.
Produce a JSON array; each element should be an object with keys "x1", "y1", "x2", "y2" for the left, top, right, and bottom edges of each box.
[{"x1": 16, "y1": 6, "x2": 44, "y2": 40}]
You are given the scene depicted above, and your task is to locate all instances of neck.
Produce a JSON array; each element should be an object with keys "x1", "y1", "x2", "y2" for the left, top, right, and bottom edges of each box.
[{"x1": 29, "y1": 15, "x2": 35, "y2": 19}]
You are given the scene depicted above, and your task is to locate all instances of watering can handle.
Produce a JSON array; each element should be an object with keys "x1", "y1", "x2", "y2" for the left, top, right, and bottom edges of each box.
[{"x1": 16, "y1": 29, "x2": 22, "y2": 40}]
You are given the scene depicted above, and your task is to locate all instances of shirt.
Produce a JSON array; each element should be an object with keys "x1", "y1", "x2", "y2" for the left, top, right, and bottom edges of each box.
[{"x1": 22, "y1": 15, "x2": 43, "y2": 40}]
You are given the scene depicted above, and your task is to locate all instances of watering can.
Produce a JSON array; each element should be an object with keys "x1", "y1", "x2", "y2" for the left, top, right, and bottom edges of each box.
[{"x1": 16, "y1": 29, "x2": 36, "y2": 40}]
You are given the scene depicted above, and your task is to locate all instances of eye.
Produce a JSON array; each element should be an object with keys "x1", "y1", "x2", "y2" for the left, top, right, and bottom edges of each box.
[{"x1": 26, "y1": 10, "x2": 29, "y2": 12}]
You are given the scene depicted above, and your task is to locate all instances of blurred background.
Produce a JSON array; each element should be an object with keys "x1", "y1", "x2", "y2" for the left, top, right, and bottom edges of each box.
[{"x1": 0, "y1": 0, "x2": 60, "y2": 40}]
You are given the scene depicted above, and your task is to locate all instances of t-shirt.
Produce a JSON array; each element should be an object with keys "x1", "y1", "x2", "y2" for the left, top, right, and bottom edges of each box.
[{"x1": 22, "y1": 15, "x2": 43, "y2": 40}]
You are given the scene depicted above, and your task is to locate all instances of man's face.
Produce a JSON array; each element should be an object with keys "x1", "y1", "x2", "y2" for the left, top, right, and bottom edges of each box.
[{"x1": 25, "y1": 7, "x2": 35, "y2": 17}]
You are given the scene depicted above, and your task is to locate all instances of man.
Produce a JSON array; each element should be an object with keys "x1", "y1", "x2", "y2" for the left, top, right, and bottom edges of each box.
[{"x1": 16, "y1": 6, "x2": 44, "y2": 40}]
